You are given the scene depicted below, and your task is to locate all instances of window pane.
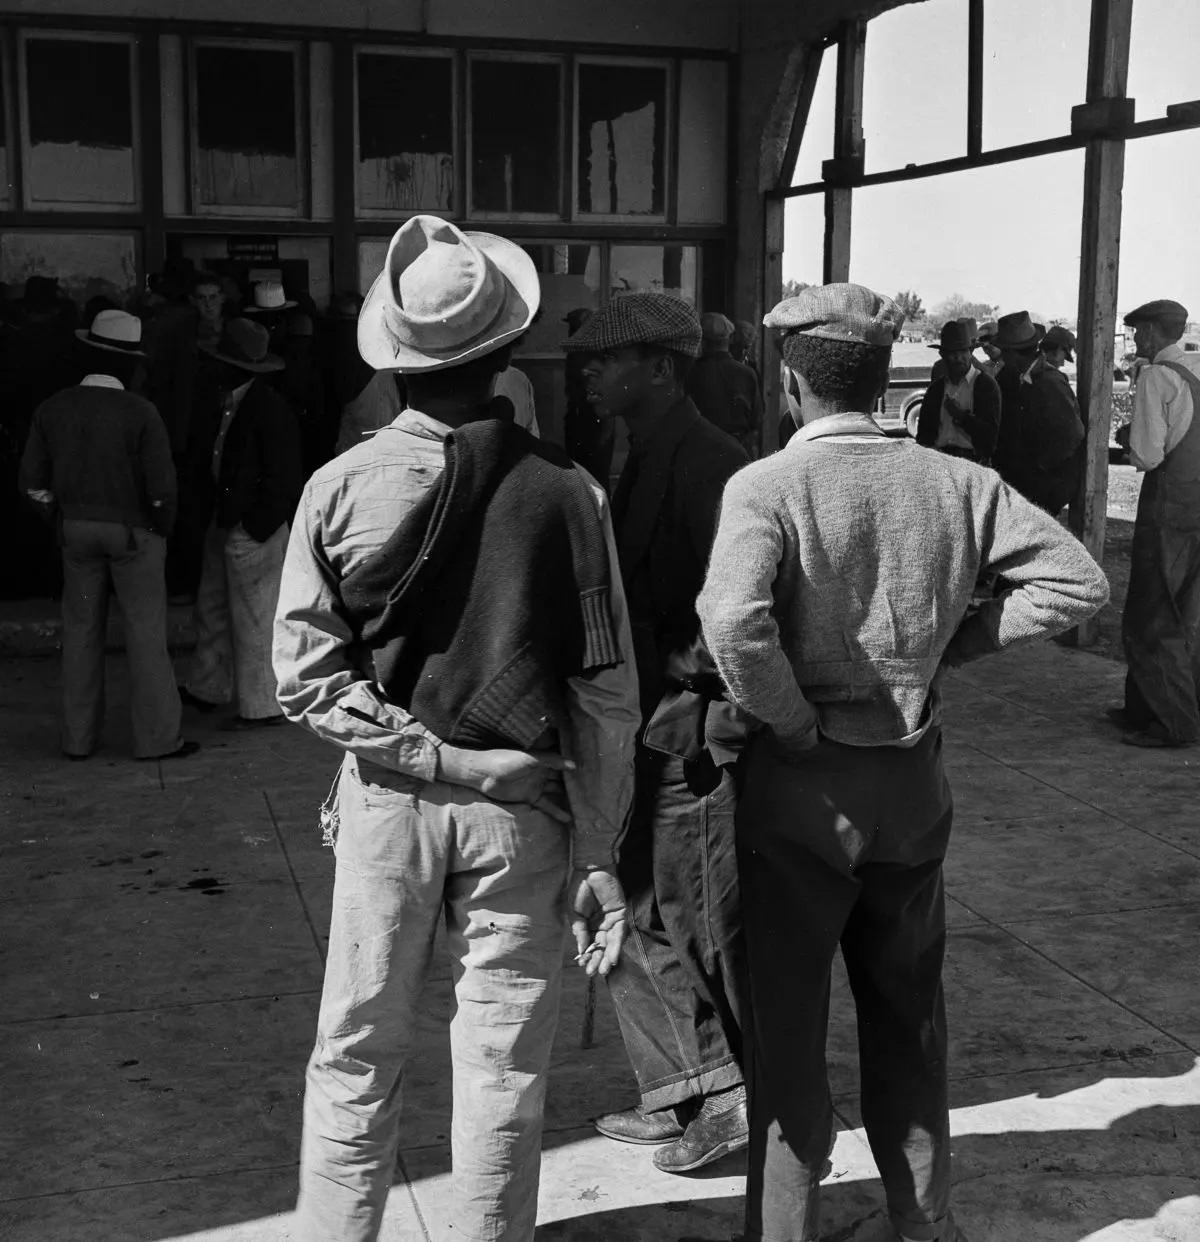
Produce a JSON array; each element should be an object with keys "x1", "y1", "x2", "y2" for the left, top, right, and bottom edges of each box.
[
  {"x1": 1, "y1": 231, "x2": 138, "y2": 305},
  {"x1": 195, "y1": 45, "x2": 298, "y2": 209},
  {"x1": 577, "y1": 63, "x2": 667, "y2": 217},
  {"x1": 791, "y1": 47, "x2": 834, "y2": 187},
  {"x1": 25, "y1": 37, "x2": 135, "y2": 207},
  {"x1": 470, "y1": 60, "x2": 560, "y2": 216},
  {"x1": 863, "y1": 0, "x2": 967, "y2": 173},
  {"x1": 512, "y1": 244, "x2": 600, "y2": 356},
  {"x1": 358, "y1": 52, "x2": 453, "y2": 213},
  {"x1": 783, "y1": 194, "x2": 824, "y2": 289},
  {"x1": 1128, "y1": 0, "x2": 1200, "y2": 121},
  {"x1": 610, "y1": 244, "x2": 697, "y2": 304}
]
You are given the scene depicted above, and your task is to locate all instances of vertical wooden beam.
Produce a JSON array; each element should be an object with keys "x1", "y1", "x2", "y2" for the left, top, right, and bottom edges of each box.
[
  {"x1": 331, "y1": 38, "x2": 358, "y2": 299},
  {"x1": 823, "y1": 20, "x2": 865, "y2": 284},
  {"x1": 823, "y1": 188, "x2": 852, "y2": 283},
  {"x1": 967, "y1": 0, "x2": 984, "y2": 158},
  {"x1": 1068, "y1": 0, "x2": 1133, "y2": 646},
  {"x1": 138, "y1": 33, "x2": 165, "y2": 283}
]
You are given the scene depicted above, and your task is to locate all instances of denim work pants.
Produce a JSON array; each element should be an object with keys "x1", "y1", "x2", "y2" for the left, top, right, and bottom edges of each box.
[
  {"x1": 738, "y1": 728, "x2": 955, "y2": 1242},
  {"x1": 186, "y1": 521, "x2": 286, "y2": 719},
  {"x1": 60, "y1": 519, "x2": 182, "y2": 758},
  {"x1": 606, "y1": 749, "x2": 744, "y2": 1111},
  {"x1": 296, "y1": 754, "x2": 570, "y2": 1242}
]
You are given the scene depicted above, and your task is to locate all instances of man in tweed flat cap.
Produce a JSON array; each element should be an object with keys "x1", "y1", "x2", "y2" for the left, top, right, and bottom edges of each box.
[
  {"x1": 699, "y1": 283, "x2": 1107, "y2": 1242},
  {"x1": 565, "y1": 292, "x2": 752, "y2": 1172}
]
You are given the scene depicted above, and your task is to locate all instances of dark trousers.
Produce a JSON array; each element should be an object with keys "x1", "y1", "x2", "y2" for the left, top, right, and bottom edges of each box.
[
  {"x1": 1122, "y1": 519, "x2": 1200, "y2": 743},
  {"x1": 738, "y1": 728, "x2": 955, "y2": 1242},
  {"x1": 606, "y1": 748, "x2": 744, "y2": 1111}
]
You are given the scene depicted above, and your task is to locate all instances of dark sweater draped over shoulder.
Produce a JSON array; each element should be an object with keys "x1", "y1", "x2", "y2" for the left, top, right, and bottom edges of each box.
[{"x1": 340, "y1": 418, "x2": 621, "y2": 750}]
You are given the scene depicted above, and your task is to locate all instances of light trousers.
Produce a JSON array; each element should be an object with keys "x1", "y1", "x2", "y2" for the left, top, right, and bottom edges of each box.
[
  {"x1": 296, "y1": 754, "x2": 570, "y2": 1242},
  {"x1": 185, "y1": 521, "x2": 286, "y2": 719}
]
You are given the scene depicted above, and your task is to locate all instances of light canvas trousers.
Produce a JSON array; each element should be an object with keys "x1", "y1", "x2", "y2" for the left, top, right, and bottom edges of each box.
[
  {"x1": 185, "y1": 521, "x2": 286, "y2": 719},
  {"x1": 296, "y1": 754, "x2": 570, "y2": 1242},
  {"x1": 60, "y1": 519, "x2": 182, "y2": 759}
]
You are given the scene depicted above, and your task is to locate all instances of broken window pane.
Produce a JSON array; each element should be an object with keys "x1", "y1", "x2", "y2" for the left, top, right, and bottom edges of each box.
[
  {"x1": 470, "y1": 58, "x2": 561, "y2": 216},
  {"x1": 23, "y1": 35, "x2": 137, "y2": 208},
  {"x1": 610, "y1": 244, "x2": 697, "y2": 304},
  {"x1": 512, "y1": 244, "x2": 601, "y2": 355},
  {"x1": 357, "y1": 51, "x2": 454, "y2": 214},
  {"x1": 576, "y1": 61, "x2": 667, "y2": 217},
  {"x1": 194, "y1": 43, "x2": 300, "y2": 211}
]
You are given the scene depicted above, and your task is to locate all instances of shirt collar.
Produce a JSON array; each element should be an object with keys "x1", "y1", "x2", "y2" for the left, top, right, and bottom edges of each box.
[
  {"x1": 387, "y1": 408, "x2": 458, "y2": 442},
  {"x1": 791, "y1": 412, "x2": 887, "y2": 444},
  {"x1": 80, "y1": 373, "x2": 124, "y2": 390},
  {"x1": 1154, "y1": 343, "x2": 1185, "y2": 364}
]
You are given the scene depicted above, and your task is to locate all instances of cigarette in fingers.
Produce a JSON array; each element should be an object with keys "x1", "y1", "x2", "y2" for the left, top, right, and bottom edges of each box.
[{"x1": 574, "y1": 940, "x2": 602, "y2": 963}]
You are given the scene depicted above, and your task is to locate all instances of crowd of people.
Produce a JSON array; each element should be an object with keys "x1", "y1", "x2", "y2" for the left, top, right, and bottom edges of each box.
[{"x1": 11, "y1": 214, "x2": 1200, "y2": 1242}]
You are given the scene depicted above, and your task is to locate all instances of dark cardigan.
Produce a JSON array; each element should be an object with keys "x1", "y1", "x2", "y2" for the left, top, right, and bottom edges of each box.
[{"x1": 341, "y1": 418, "x2": 621, "y2": 750}]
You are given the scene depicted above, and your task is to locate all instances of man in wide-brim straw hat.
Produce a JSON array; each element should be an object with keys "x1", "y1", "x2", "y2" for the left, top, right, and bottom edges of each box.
[
  {"x1": 19, "y1": 309, "x2": 197, "y2": 761},
  {"x1": 273, "y1": 215, "x2": 640, "y2": 1242}
]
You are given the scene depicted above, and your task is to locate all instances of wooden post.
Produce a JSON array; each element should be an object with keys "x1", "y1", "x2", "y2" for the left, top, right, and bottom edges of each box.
[
  {"x1": 822, "y1": 20, "x2": 865, "y2": 284},
  {"x1": 1068, "y1": 0, "x2": 1134, "y2": 646},
  {"x1": 967, "y1": 0, "x2": 984, "y2": 159}
]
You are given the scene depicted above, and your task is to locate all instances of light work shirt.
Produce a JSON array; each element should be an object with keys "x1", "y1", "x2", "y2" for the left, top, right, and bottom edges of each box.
[
  {"x1": 1130, "y1": 343, "x2": 1200, "y2": 472},
  {"x1": 273, "y1": 408, "x2": 639, "y2": 867},
  {"x1": 937, "y1": 368, "x2": 979, "y2": 452}
]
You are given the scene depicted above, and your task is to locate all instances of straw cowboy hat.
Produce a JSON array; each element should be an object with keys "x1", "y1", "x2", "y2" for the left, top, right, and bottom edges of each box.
[
  {"x1": 358, "y1": 215, "x2": 539, "y2": 372},
  {"x1": 244, "y1": 280, "x2": 297, "y2": 314},
  {"x1": 993, "y1": 311, "x2": 1045, "y2": 351},
  {"x1": 75, "y1": 308, "x2": 146, "y2": 357},
  {"x1": 200, "y1": 318, "x2": 285, "y2": 373}
]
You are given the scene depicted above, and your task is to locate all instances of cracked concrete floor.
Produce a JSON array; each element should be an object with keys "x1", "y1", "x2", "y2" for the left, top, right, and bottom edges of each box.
[{"x1": 1, "y1": 641, "x2": 1198, "y2": 1241}]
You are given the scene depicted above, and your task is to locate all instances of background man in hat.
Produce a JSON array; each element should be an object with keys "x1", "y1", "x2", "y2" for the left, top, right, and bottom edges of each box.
[
  {"x1": 686, "y1": 309, "x2": 763, "y2": 457},
  {"x1": 916, "y1": 318, "x2": 1002, "y2": 463},
  {"x1": 180, "y1": 318, "x2": 302, "y2": 728},
  {"x1": 1039, "y1": 324, "x2": 1077, "y2": 372},
  {"x1": 1112, "y1": 298, "x2": 1200, "y2": 748},
  {"x1": 565, "y1": 293, "x2": 752, "y2": 1173},
  {"x1": 273, "y1": 215, "x2": 639, "y2": 1242},
  {"x1": 19, "y1": 309, "x2": 196, "y2": 761},
  {"x1": 697, "y1": 281, "x2": 1108, "y2": 1242},
  {"x1": 563, "y1": 306, "x2": 615, "y2": 487}
]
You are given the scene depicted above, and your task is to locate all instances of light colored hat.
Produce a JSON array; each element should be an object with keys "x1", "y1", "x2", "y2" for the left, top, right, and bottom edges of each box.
[
  {"x1": 201, "y1": 318, "x2": 285, "y2": 373},
  {"x1": 700, "y1": 311, "x2": 734, "y2": 341},
  {"x1": 244, "y1": 280, "x2": 297, "y2": 314},
  {"x1": 562, "y1": 292, "x2": 703, "y2": 357},
  {"x1": 763, "y1": 283, "x2": 903, "y2": 348},
  {"x1": 358, "y1": 216, "x2": 539, "y2": 373},
  {"x1": 75, "y1": 308, "x2": 145, "y2": 357}
]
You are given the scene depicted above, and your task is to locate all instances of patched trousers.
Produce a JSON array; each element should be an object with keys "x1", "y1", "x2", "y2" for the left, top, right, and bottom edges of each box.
[
  {"x1": 185, "y1": 521, "x2": 286, "y2": 719},
  {"x1": 296, "y1": 754, "x2": 570, "y2": 1242},
  {"x1": 738, "y1": 727, "x2": 956, "y2": 1242},
  {"x1": 60, "y1": 519, "x2": 181, "y2": 759}
]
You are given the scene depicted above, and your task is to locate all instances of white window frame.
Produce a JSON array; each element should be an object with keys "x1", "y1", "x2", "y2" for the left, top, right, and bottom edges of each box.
[
  {"x1": 188, "y1": 37, "x2": 306, "y2": 219},
  {"x1": 466, "y1": 51, "x2": 564, "y2": 223},
  {"x1": 353, "y1": 45, "x2": 457, "y2": 221},
  {"x1": 17, "y1": 28, "x2": 140, "y2": 213},
  {"x1": 572, "y1": 55, "x2": 672, "y2": 225}
]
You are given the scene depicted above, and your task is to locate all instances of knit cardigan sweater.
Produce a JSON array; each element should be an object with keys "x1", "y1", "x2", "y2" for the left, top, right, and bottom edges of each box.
[{"x1": 697, "y1": 414, "x2": 1110, "y2": 748}]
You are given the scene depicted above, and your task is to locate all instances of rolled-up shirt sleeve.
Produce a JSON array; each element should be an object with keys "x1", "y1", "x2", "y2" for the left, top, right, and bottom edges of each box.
[
  {"x1": 558, "y1": 477, "x2": 640, "y2": 869},
  {"x1": 1129, "y1": 365, "x2": 1180, "y2": 473},
  {"x1": 273, "y1": 486, "x2": 441, "y2": 780}
]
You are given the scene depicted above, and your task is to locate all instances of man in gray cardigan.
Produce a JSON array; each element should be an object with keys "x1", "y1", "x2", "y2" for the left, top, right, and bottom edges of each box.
[{"x1": 697, "y1": 283, "x2": 1108, "y2": 1242}]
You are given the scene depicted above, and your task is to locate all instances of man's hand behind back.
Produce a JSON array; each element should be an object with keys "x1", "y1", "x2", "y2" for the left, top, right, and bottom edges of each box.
[
  {"x1": 438, "y1": 744, "x2": 573, "y2": 823},
  {"x1": 569, "y1": 867, "x2": 627, "y2": 977}
]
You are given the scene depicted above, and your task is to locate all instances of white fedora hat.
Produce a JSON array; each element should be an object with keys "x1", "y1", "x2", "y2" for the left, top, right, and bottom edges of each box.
[
  {"x1": 358, "y1": 215, "x2": 539, "y2": 372},
  {"x1": 244, "y1": 280, "x2": 297, "y2": 313},
  {"x1": 75, "y1": 308, "x2": 146, "y2": 356}
]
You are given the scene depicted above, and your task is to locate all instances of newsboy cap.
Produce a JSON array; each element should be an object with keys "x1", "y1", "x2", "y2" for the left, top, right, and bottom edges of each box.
[
  {"x1": 562, "y1": 292, "x2": 702, "y2": 357},
  {"x1": 763, "y1": 283, "x2": 903, "y2": 348},
  {"x1": 1123, "y1": 299, "x2": 1189, "y2": 330},
  {"x1": 1041, "y1": 325, "x2": 1077, "y2": 360}
]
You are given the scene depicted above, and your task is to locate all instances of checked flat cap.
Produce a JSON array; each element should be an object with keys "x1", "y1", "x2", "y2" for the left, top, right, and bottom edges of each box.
[
  {"x1": 562, "y1": 292, "x2": 702, "y2": 357},
  {"x1": 763, "y1": 282, "x2": 904, "y2": 348}
]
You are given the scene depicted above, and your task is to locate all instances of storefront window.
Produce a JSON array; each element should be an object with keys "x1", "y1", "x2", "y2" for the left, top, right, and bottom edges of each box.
[
  {"x1": 513, "y1": 244, "x2": 601, "y2": 356},
  {"x1": 1, "y1": 231, "x2": 139, "y2": 305},
  {"x1": 192, "y1": 42, "x2": 302, "y2": 215},
  {"x1": 20, "y1": 33, "x2": 138, "y2": 210},
  {"x1": 609, "y1": 244, "x2": 698, "y2": 304},
  {"x1": 469, "y1": 57, "x2": 561, "y2": 218},
  {"x1": 575, "y1": 59, "x2": 668, "y2": 219},
  {"x1": 357, "y1": 49, "x2": 454, "y2": 215}
]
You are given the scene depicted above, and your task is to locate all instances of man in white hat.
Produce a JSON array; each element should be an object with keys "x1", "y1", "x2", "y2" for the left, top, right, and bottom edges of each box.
[
  {"x1": 19, "y1": 309, "x2": 198, "y2": 761},
  {"x1": 273, "y1": 215, "x2": 639, "y2": 1242}
]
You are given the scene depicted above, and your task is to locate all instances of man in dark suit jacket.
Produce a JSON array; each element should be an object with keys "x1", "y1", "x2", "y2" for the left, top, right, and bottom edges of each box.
[
  {"x1": 916, "y1": 319, "x2": 1002, "y2": 464},
  {"x1": 564, "y1": 293, "x2": 751, "y2": 1174},
  {"x1": 181, "y1": 319, "x2": 303, "y2": 727},
  {"x1": 686, "y1": 311, "x2": 763, "y2": 458}
]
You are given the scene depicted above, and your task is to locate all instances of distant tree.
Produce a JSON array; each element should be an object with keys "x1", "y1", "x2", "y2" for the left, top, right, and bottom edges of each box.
[
  {"x1": 781, "y1": 279, "x2": 811, "y2": 300},
  {"x1": 930, "y1": 294, "x2": 997, "y2": 330},
  {"x1": 894, "y1": 289, "x2": 924, "y2": 321}
]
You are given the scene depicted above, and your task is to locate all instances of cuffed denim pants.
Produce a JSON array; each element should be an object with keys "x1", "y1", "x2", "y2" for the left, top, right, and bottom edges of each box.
[
  {"x1": 296, "y1": 754, "x2": 570, "y2": 1242},
  {"x1": 737, "y1": 727, "x2": 955, "y2": 1242}
]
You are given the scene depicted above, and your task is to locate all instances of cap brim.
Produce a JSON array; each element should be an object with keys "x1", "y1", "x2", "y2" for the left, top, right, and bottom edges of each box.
[
  {"x1": 74, "y1": 327, "x2": 146, "y2": 357},
  {"x1": 357, "y1": 232, "x2": 540, "y2": 373},
  {"x1": 199, "y1": 343, "x2": 286, "y2": 373}
]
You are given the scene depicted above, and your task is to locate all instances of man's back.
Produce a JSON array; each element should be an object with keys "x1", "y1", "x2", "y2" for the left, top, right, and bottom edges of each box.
[{"x1": 686, "y1": 351, "x2": 760, "y2": 442}]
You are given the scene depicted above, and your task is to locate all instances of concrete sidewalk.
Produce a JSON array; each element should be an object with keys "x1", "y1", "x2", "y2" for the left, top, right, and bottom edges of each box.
[{"x1": 1, "y1": 641, "x2": 1198, "y2": 1242}]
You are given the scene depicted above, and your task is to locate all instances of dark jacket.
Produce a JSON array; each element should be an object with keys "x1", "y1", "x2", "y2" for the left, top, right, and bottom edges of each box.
[
  {"x1": 915, "y1": 368, "x2": 1002, "y2": 462},
  {"x1": 686, "y1": 350, "x2": 763, "y2": 444},
  {"x1": 190, "y1": 377, "x2": 303, "y2": 542},
  {"x1": 612, "y1": 397, "x2": 748, "y2": 760},
  {"x1": 995, "y1": 359, "x2": 1084, "y2": 513}
]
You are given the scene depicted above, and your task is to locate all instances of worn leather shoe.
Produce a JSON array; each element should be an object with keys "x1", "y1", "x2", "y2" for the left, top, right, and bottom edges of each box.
[
  {"x1": 594, "y1": 1104, "x2": 685, "y2": 1145},
  {"x1": 652, "y1": 1096, "x2": 748, "y2": 1173}
]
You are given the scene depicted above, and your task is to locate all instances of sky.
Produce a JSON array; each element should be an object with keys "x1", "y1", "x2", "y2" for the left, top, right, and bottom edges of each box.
[{"x1": 783, "y1": 0, "x2": 1200, "y2": 324}]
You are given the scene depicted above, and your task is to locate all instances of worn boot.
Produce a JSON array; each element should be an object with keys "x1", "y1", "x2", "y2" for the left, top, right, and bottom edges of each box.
[
  {"x1": 652, "y1": 1085, "x2": 748, "y2": 1173},
  {"x1": 594, "y1": 1102, "x2": 686, "y2": 1145}
]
